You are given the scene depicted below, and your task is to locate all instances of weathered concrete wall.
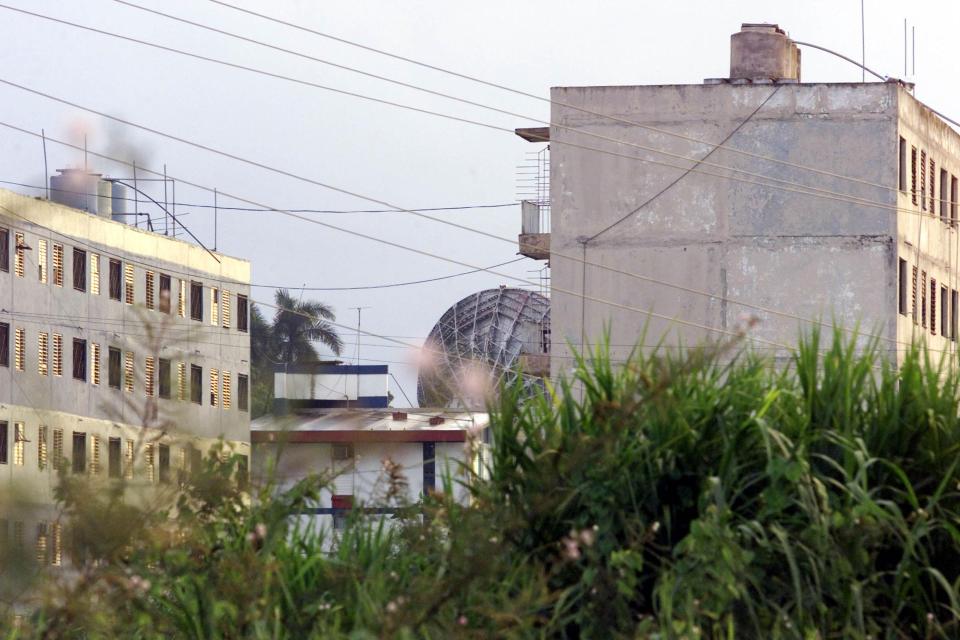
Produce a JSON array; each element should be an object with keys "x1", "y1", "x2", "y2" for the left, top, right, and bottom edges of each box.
[
  {"x1": 0, "y1": 189, "x2": 251, "y2": 504},
  {"x1": 549, "y1": 82, "x2": 900, "y2": 371}
]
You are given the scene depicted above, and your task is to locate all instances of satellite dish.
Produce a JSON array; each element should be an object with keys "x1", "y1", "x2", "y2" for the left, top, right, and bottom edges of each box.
[{"x1": 417, "y1": 288, "x2": 550, "y2": 409}]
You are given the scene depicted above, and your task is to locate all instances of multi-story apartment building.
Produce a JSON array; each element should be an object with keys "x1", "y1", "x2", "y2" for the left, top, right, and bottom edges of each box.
[
  {"x1": 517, "y1": 24, "x2": 960, "y2": 370},
  {"x1": 0, "y1": 183, "x2": 251, "y2": 566}
]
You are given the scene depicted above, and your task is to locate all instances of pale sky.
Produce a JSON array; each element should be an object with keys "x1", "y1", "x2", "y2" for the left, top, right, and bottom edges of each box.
[{"x1": 0, "y1": 0, "x2": 955, "y2": 402}]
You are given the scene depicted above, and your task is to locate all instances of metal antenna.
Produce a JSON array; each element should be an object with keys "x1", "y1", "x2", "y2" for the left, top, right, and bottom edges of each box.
[
  {"x1": 41, "y1": 128, "x2": 48, "y2": 199},
  {"x1": 213, "y1": 187, "x2": 218, "y2": 251},
  {"x1": 350, "y1": 306, "x2": 371, "y2": 405},
  {"x1": 904, "y1": 19, "x2": 907, "y2": 78}
]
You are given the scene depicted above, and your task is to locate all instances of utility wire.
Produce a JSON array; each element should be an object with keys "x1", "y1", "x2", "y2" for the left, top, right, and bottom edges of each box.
[
  {"x1": 0, "y1": 103, "x2": 921, "y2": 355},
  {"x1": 0, "y1": 80, "x2": 929, "y2": 353},
  {"x1": 205, "y1": 0, "x2": 937, "y2": 200}
]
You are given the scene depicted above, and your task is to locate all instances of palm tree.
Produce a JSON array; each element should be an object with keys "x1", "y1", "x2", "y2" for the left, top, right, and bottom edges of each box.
[{"x1": 272, "y1": 289, "x2": 343, "y2": 363}]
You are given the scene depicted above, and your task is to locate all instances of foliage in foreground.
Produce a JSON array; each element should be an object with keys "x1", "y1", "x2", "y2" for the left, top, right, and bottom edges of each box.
[{"x1": 7, "y1": 329, "x2": 960, "y2": 638}]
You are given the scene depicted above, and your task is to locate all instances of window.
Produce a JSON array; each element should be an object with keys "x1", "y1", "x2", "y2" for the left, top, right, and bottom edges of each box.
[
  {"x1": 14, "y1": 327, "x2": 24, "y2": 371},
  {"x1": 191, "y1": 364, "x2": 202, "y2": 405},
  {"x1": 90, "y1": 253, "x2": 100, "y2": 295},
  {"x1": 159, "y1": 274, "x2": 171, "y2": 313},
  {"x1": 145, "y1": 355, "x2": 155, "y2": 397},
  {"x1": 921, "y1": 271, "x2": 928, "y2": 328},
  {"x1": 222, "y1": 290, "x2": 231, "y2": 328},
  {"x1": 931, "y1": 158, "x2": 937, "y2": 213},
  {"x1": 90, "y1": 343, "x2": 101, "y2": 385},
  {"x1": 35, "y1": 523, "x2": 47, "y2": 565},
  {"x1": 124, "y1": 440, "x2": 134, "y2": 480},
  {"x1": 237, "y1": 295, "x2": 249, "y2": 332},
  {"x1": 178, "y1": 362, "x2": 187, "y2": 401},
  {"x1": 953, "y1": 176, "x2": 959, "y2": 228},
  {"x1": 189, "y1": 444, "x2": 202, "y2": 476},
  {"x1": 37, "y1": 332, "x2": 48, "y2": 376},
  {"x1": 145, "y1": 270, "x2": 155, "y2": 310},
  {"x1": 38, "y1": 239, "x2": 47, "y2": 283},
  {"x1": 423, "y1": 442, "x2": 436, "y2": 495},
  {"x1": 124, "y1": 351, "x2": 134, "y2": 392},
  {"x1": 109, "y1": 259, "x2": 121, "y2": 300},
  {"x1": 954, "y1": 290, "x2": 959, "y2": 343},
  {"x1": 13, "y1": 423, "x2": 23, "y2": 466},
  {"x1": 52, "y1": 428, "x2": 63, "y2": 470},
  {"x1": 0, "y1": 421, "x2": 7, "y2": 464},
  {"x1": 912, "y1": 265, "x2": 919, "y2": 324},
  {"x1": 211, "y1": 287, "x2": 219, "y2": 326},
  {"x1": 942, "y1": 285, "x2": 949, "y2": 339},
  {"x1": 911, "y1": 146, "x2": 918, "y2": 205},
  {"x1": 14, "y1": 233, "x2": 24, "y2": 278},
  {"x1": 108, "y1": 347, "x2": 121, "y2": 389},
  {"x1": 210, "y1": 368, "x2": 219, "y2": 407},
  {"x1": 159, "y1": 358, "x2": 171, "y2": 399},
  {"x1": 124, "y1": 263, "x2": 134, "y2": 304},
  {"x1": 158, "y1": 443, "x2": 170, "y2": 484},
  {"x1": 931, "y1": 278, "x2": 937, "y2": 335},
  {"x1": 222, "y1": 371, "x2": 231, "y2": 410},
  {"x1": 72, "y1": 432, "x2": 86, "y2": 474},
  {"x1": 238, "y1": 374, "x2": 249, "y2": 412},
  {"x1": 50, "y1": 522, "x2": 62, "y2": 566},
  {"x1": 941, "y1": 169, "x2": 949, "y2": 221},
  {"x1": 145, "y1": 443, "x2": 155, "y2": 483},
  {"x1": 178, "y1": 279, "x2": 187, "y2": 317},
  {"x1": 108, "y1": 437, "x2": 121, "y2": 478},
  {"x1": 190, "y1": 281, "x2": 203, "y2": 321},
  {"x1": 0, "y1": 323, "x2": 7, "y2": 367},
  {"x1": 899, "y1": 137, "x2": 908, "y2": 192},
  {"x1": 52, "y1": 243, "x2": 63, "y2": 287},
  {"x1": 332, "y1": 444, "x2": 354, "y2": 462},
  {"x1": 90, "y1": 435, "x2": 100, "y2": 475},
  {"x1": 921, "y1": 150, "x2": 927, "y2": 211},
  {"x1": 73, "y1": 247, "x2": 86, "y2": 291},
  {"x1": 52, "y1": 334, "x2": 62, "y2": 377},
  {"x1": 38, "y1": 426, "x2": 47, "y2": 470},
  {"x1": 0, "y1": 227, "x2": 7, "y2": 272},
  {"x1": 72, "y1": 339, "x2": 87, "y2": 381}
]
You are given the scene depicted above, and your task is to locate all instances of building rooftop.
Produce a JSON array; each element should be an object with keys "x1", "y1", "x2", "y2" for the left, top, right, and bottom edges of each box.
[{"x1": 251, "y1": 408, "x2": 489, "y2": 443}]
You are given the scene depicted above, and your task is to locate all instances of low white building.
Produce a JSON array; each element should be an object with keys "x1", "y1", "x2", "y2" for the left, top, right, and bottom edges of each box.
[{"x1": 252, "y1": 364, "x2": 489, "y2": 532}]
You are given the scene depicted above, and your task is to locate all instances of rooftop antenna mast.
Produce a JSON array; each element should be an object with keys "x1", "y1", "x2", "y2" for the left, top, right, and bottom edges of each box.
[{"x1": 350, "y1": 306, "x2": 371, "y2": 406}]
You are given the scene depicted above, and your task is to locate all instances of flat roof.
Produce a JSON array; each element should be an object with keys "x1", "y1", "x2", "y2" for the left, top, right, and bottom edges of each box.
[{"x1": 251, "y1": 408, "x2": 488, "y2": 443}]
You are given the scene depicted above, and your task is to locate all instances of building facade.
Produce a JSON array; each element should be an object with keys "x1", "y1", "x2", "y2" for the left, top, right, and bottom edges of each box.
[
  {"x1": 529, "y1": 24, "x2": 958, "y2": 371},
  {"x1": 0, "y1": 186, "x2": 251, "y2": 565}
]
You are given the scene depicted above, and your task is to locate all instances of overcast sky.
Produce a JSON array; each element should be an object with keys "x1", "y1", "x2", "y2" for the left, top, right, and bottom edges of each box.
[{"x1": 0, "y1": 0, "x2": 955, "y2": 403}]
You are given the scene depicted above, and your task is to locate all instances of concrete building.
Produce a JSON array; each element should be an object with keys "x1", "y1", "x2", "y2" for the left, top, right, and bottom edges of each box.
[
  {"x1": 0, "y1": 182, "x2": 251, "y2": 565},
  {"x1": 517, "y1": 24, "x2": 958, "y2": 370},
  {"x1": 253, "y1": 364, "x2": 488, "y2": 533}
]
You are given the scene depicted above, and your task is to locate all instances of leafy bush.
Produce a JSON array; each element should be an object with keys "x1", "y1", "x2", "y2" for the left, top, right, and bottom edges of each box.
[{"x1": 8, "y1": 329, "x2": 960, "y2": 638}]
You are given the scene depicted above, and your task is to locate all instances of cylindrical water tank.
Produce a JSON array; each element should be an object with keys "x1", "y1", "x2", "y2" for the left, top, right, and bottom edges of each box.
[
  {"x1": 96, "y1": 180, "x2": 112, "y2": 218},
  {"x1": 110, "y1": 181, "x2": 127, "y2": 222},
  {"x1": 49, "y1": 169, "x2": 101, "y2": 214}
]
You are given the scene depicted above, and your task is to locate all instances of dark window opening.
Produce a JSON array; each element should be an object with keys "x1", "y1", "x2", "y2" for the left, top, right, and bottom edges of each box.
[
  {"x1": 108, "y1": 347, "x2": 122, "y2": 389},
  {"x1": 190, "y1": 281, "x2": 203, "y2": 321},
  {"x1": 931, "y1": 278, "x2": 937, "y2": 335},
  {"x1": 158, "y1": 444, "x2": 170, "y2": 484},
  {"x1": 953, "y1": 290, "x2": 959, "y2": 342},
  {"x1": 108, "y1": 259, "x2": 122, "y2": 300},
  {"x1": 0, "y1": 322, "x2": 8, "y2": 367},
  {"x1": 941, "y1": 169, "x2": 950, "y2": 222},
  {"x1": 912, "y1": 265, "x2": 919, "y2": 324},
  {"x1": 237, "y1": 295, "x2": 249, "y2": 332},
  {"x1": 72, "y1": 432, "x2": 86, "y2": 475},
  {"x1": 0, "y1": 227, "x2": 8, "y2": 272},
  {"x1": 238, "y1": 374, "x2": 249, "y2": 412},
  {"x1": 72, "y1": 248, "x2": 86, "y2": 292},
  {"x1": 922, "y1": 271, "x2": 928, "y2": 328},
  {"x1": 72, "y1": 339, "x2": 87, "y2": 381},
  {"x1": 158, "y1": 358, "x2": 171, "y2": 399},
  {"x1": 0, "y1": 422, "x2": 7, "y2": 464},
  {"x1": 190, "y1": 445, "x2": 202, "y2": 476},
  {"x1": 108, "y1": 437, "x2": 121, "y2": 478},
  {"x1": 190, "y1": 364, "x2": 203, "y2": 405},
  {"x1": 237, "y1": 455, "x2": 248, "y2": 490},
  {"x1": 159, "y1": 274, "x2": 172, "y2": 314},
  {"x1": 898, "y1": 258, "x2": 908, "y2": 316},
  {"x1": 899, "y1": 137, "x2": 908, "y2": 192},
  {"x1": 332, "y1": 495, "x2": 353, "y2": 531},
  {"x1": 423, "y1": 442, "x2": 436, "y2": 496},
  {"x1": 942, "y1": 285, "x2": 949, "y2": 339}
]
